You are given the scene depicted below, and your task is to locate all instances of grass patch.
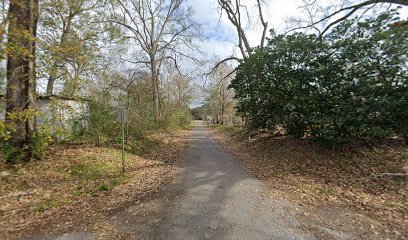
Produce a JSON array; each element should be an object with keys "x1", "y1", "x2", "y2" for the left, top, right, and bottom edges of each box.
[
  {"x1": 71, "y1": 163, "x2": 103, "y2": 180},
  {"x1": 69, "y1": 160, "x2": 128, "y2": 196},
  {"x1": 96, "y1": 178, "x2": 122, "y2": 192},
  {"x1": 65, "y1": 148, "x2": 142, "y2": 197},
  {"x1": 213, "y1": 125, "x2": 242, "y2": 135},
  {"x1": 72, "y1": 190, "x2": 83, "y2": 196},
  {"x1": 317, "y1": 187, "x2": 338, "y2": 196},
  {"x1": 98, "y1": 183, "x2": 113, "y2": 191},
  {"x1": 35, "y1": 197, "x2": 59, "y2": 212}
]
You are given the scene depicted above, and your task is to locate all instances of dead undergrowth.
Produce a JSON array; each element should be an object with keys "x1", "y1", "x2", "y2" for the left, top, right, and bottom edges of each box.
[
  {"x1": 0, "y1": 130, "x2": 189, "y2": 240},
  {"x1": 212, "y1": 125, "x2": 408, "y2": 239}
]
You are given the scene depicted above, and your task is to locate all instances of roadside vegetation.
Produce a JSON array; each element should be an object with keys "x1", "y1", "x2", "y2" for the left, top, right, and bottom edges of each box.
[
  {"x1": 0, "y1": 0, "x2": 197, "y2": 164},
  {"x1": 0, "y1": 131, "x2": 188, "y2": 239},
  {"x1": 1, "y1": 1, "x2": 193, "y2": 238}
]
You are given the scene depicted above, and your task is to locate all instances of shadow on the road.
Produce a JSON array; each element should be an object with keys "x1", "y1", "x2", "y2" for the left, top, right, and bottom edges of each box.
[{"x1": 110, "y1": 124, "x2": 310, "y2": 240}]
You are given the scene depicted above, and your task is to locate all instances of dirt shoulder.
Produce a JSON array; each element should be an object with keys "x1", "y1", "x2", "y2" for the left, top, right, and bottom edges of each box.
[
  {"x1": 0, "y1": 130, "x2": 189, "y2": 240},
  {"x1": 211, "y1": 125, "x2": 408, "y2": 240}
]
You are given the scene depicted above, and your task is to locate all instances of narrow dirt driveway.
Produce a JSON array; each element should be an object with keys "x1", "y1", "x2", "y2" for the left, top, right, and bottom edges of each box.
[{"x1": 145, "y1": 122, "x2": 320, "y2": 239}]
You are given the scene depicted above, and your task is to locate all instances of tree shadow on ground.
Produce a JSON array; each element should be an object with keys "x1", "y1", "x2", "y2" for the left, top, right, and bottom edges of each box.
[{"x1": 108, "y1": 125, "x2": 317, "y2": 240}]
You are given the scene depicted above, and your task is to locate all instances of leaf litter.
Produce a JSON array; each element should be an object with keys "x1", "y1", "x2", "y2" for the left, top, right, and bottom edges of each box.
[
  {"x1": 0, "y1": 130, "x2": 189, "y2": 240},
  {"x1": 211, "y1": 126, "x2": 407, "y2": 239}
]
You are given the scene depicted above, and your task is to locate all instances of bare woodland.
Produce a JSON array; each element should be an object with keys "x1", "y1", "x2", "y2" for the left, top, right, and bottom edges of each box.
[{"x1": 0, "y1": 0, "x2": 407, "y2": 238}]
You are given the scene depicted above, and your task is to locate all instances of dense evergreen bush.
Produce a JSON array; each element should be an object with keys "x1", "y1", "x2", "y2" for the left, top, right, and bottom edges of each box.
[{"x1": 231, "y1": 10, "x2": 408, "y2": 146}]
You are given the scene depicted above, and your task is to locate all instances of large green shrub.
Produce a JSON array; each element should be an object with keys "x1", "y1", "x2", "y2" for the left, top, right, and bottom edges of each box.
[{"x1": 231, "y1": 10, "x2": 408, "y2": 146}]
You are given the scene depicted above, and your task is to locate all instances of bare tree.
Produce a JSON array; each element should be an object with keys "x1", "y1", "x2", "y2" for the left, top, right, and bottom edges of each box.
[
  {"x1": 111, "y1": 0, "x2": 200, "y2": 121},
  {"x1": 163, "y1": 72, "x2": 193, "y2": 109},
  {"x1": 288, "y1": 0, "x2": 408, "y2": 36},
  {"x1": 209, "y1": 0, "x2": 268, "y2": 81},
  {"x1": 217, "y1": 0, "x2": 268, "y2": 59},
  {"x1": 203, "y1": 62, "x2": 235, "y2": 125}
]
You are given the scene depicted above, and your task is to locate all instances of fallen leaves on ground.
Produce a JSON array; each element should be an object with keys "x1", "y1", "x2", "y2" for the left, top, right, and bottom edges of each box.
[
  {"x1": 211, "y1": 126, "x2": 407, "y2": 239},
  {"x1": 0, "y1": 130, "x2": 189, "y2": 240}
]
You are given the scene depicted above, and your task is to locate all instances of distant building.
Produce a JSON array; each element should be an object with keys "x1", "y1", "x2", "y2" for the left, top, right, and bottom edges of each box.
[{"x1": 0, "y1": 95, "x2": 89, "y2": 140}]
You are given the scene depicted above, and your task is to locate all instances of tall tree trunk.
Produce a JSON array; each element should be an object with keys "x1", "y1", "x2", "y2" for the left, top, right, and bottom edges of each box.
[
  {"x1": 46, "y1": 15, "x2": 73, "y2": 96},
  {"x1": 46, "y1": 62, "x2": 59, "y2": 96},
  {"x1": 5, "y1": 0, "x2": 39, "y2": 162}
]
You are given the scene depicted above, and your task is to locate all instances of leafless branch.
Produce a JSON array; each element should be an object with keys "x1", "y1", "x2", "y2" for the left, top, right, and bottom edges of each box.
[
  {"x1": 286, "y1": 0, "x2": 408, "y2": 36},
  {"x1": 207, "y1": 57, "x2": 240, "y2": 76}
]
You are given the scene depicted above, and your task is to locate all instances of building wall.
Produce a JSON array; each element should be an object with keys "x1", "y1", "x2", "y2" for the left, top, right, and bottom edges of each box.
[{"x1": 0, "y1": 98, "x2": 89, "y2": 139}]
